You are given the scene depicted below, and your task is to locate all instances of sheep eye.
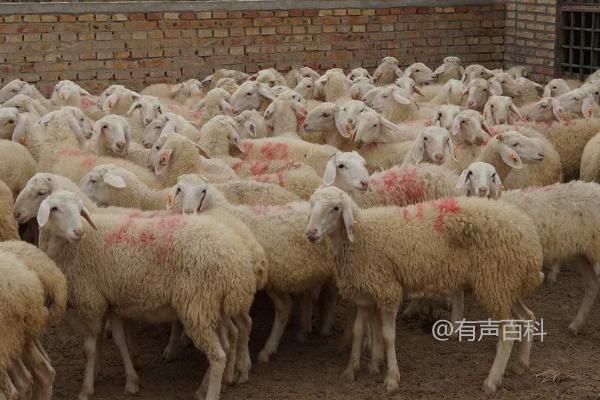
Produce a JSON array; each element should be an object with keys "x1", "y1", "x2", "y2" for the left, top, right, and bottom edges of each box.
[
  {"x1": 415, "y1": 69, "x2": 420, "y2": 72},
  {"x1": 155, "y1": 145, "x2": 160, "y2": 150},
  {"x1": 338, "y1": 164, "x2": 345, "y2": 169},
  {"x1": 102, "y1": 125, "x2": 108, "y2": 130},
  {"x1": 480, "y1": 72, "x2": 484, "y2": 75},
  {"x1": 437, "y1": 113, "x2": 442, "y2": 119},
  {"x1": 7, "y1": 119, "x2": 14, "y2": 124},
  {"x1": 176, "y1": 187, "x2": 181, "y2": 194},
  {"x1": 460, "y1": 120, "x2": 465, "y2": 124},
  {"x1": 540, "y1": 104, "x2": 548, "y2": 109},
  {"x1": 37, "y1": 191, "x2": 47, "y2": 196},
  {"x1": 483, "y1": 88, "x2": 487, "y2": 92},
  {"x1": 552, "y1": 86, "x2": 557, "y2": 90},
  {"x1": 490, "y1": 105, "x2": 494, "y2": 109},
  {"x1": 333, "y1": 206, "x2": 340, "y2": 211},
  {"x1": 574, "y1": 97, "x2": 579, "y2": 101},
  {"x1": 80, "y1": 118, "x2": 84, "y2": 122},
  {"x1": 135, "y1": 104, "x2": 142, "y2": 109},
  {"x1": 423, "y1": 136, "x2": 428, "y2": 141},
  {"x1": 51, "y1": 206, "x2": 58, "y2": 212},
  {"x1": 373, "y1": 124, "x2": 378, "y2": 128},
  {"x1": 382, "y1": 95, "x2": 388, "y2": 98},
  {"x1": 202, "y1": 189, "x2": 206, "y2": 194},
  {"x1": 307, "y1": 85, "x2": 312, "y2": 88},
  {"x1": 491, "y1": 172, "x2": 496, "y2": 178},
  {"x1": 246, "y1": 92, "x2": 252, "y2": 96},
  {"x1": 512, "y1": 143, "x2": 519, "y2": 147},
  {"x1": 322, "y1": 113, "x2": 330, "y2": 118}
]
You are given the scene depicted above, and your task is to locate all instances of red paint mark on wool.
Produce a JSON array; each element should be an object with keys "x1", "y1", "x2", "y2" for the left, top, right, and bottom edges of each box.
[
  {"x1": 231, "y1": 161, "x2": 243, "y2": 172},
  {"x1": 259, "y1": 142, "x2": 288, "y2": 160},
  {"x1": 415, "y1": 203, "x2": 424, "y2": 221},
  {"x1": 369, "y1": 167, "x2": 424, "y2": 206},
  {"x1": 81, "y1": 156, "x2": 96, "y2": 168},
  {"x1": 396, "y1": 167, "x2": 424, "y2": 204},
  {"x1": 80, "y1": 96, "x2": 98, "y2": 110},
  {"x1": 60, "y1": 148, "x2": 84, "y2": 157},
  {"x1": 432, "y1": 198, "x2": 461, "y2": 232},
  {"x1": 104, "y1": 214, "x2": 188, "y2": 261},
  {"x1": 250, "y1": 161, "x2": 270, "y2": 176},
  {"x1": 402, "y1": 208, "x2": 410, "y2": 223}
]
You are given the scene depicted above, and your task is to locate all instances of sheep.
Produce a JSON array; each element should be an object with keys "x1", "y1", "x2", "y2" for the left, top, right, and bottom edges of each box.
[
  {"x1": 543, "y1": 78, "x2": 577, "y2": 98},
  {"x1": 428, "y1": 79, "x2": 467, "y2": 106},
  {"x1": 483, "y1": 95, "x2": 525, "y2": 126},
  {"x1": 350, "y1": 77, "x2": 376, "y2": 101},
  {"x1": 579, "y1": 131, "x2": 600, "y2": 182},
  {"x1": 214, "y1": 78, "x2": 239, "y2": 95},
  {"x1": 250, "y1": 162, "x2": 324, "y2": 200},
  {"x1": 0, "y1": 79, "x2": 38, "y2": 103},
  {"x1": 249, "y1": 68, "x2": 288, "y2": 88},
  {"x1": 305, "y1": 186, "x2": 543, "y2": 393},
  {"x1": 229, "y1": 81, "x2": 276, "y2": 114},
  {"x1": 0, "y1": 251, "x2": 49, "y2": 400},
  {"x1": 430, "y1": 104, "x2": 462, "y2": 131},
  {"x1": 49, "y1": 80, "x2": 104, "y2": 118},
  {"x1": 141, "y1": 79, "x2": 203, "y2": 104},
  {"x1": 0, "y1": 140, "x2": 38, "y2": 198},
  {"x1": 99, "y1": 85, "x2": 141, "y2": 116},
  {"x1": 36, "y1": 191, "x2": 257, "y2": 400},
  {"x1": 0, "y1": 107, "x2": 23, "y2": 140},
  {"x1": 555, "y1": 87, "x2": 600, "y2": 119},
  {"x1": 239, "y1": 137, "x2": 338, "y2": 176},
  {"x1": 506, "y1": 65, "x2": 529, "y2": 79},
  {"x1": 193, "y1": 87, "x2": 236, "y2": 126},
  {"x1": 170, "y1": 176, "x2": 336, "y2": 361},
  {"x1": 314, "y1": 69, "x2": 352, "y2": 104},
  {"x1": 368, "y1": 85, "x2": 419, "y2": 123},
  {"x1": 372, "y1": 57, "x2": 402, "y2": 86},
  {"x1": 263, "y1": 97, "x2": 307, "y2": 140},
  {"x1": 401, "y1": 126, "x2": 455, "y2": 166},
  {"x1": 0, "y1": 179, "x2": 19, "y2": 241},
  {"x1": 125, "y1": 95, "x2": 164, "y2": 143},
  {"x1": 195, "y1": 115, "x2": 245, "y2": 160},
  {"x1": 490, "y1": 73, "x2": 542, "y2": 106},
  {"x1": 303, "y1": 102, "x2": 355, "y2": 147},
  {"x1": 403, "y1": 62, "x2": 436, "y2": 86},
  {"x1": 432, "y1": 56, "x2": 464, "y2": 83},
  {"x1": 2, "y1": 94, "x2": 50, "y2": 117},
  {"x1": 442, "y1": 109, "x2": 493, "y2": 173},
  {"x1": 141, "y1": 113, "x2": 170, "y2": 148},
  {"x1": 460, "y1": 164, "x2": 600, "y2": 334},
  {"x1": 153, "y1": 133, "x2": 238, "y2": 186},
  {"x1": 351, "y1": 109, "x2": 416, "y2": 172},
  {"x1": 234, "y1": 110, "x2": 269, "y2": 139},
  {"x1": 204, "y1": 69, "x2": 249, "y2": 90},
  {"x1": 161, "y1": 112, "x2": 202, "y2": 140},
  {"x1": 465, "y1": 78, "x2": 502, "y2": 111},
  {"x1": 285, "y1": 66, "x2": 320, "y2": 88},
  {"x1": 81, "y1": 165, "x2": 299, "y2": 209},
  {"x1": 461, "y1": 64, "x2": 496, "y2": 84}
]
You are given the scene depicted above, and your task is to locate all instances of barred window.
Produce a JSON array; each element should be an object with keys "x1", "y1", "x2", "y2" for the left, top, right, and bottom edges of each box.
[{"x1": 559, "y1": 1, "x2": 600, "y2": 78}]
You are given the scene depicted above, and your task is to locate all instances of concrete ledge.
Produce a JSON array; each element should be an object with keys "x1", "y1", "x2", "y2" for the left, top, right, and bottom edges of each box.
[{"x1": 0, "y1": 0, "x2": 506, "y2": 15}]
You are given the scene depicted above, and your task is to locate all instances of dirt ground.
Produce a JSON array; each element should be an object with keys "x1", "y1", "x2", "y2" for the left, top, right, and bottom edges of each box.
[{"x1": 46, "y1": 266, "x2": 600, "y2": 400}]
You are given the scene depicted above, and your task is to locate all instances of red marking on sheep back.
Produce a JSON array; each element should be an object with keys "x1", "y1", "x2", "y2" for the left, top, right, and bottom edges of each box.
[
  {"x1": 239, "y1": 141, "x2": 254, "y2": 159},
  {"x1": 415, "y1": 203, "x2": 424, "y2": 220},
  {"x1": 363, "y1": 142, "x2": 378, "y2": 152},
  {"x1": 80, "y1": 96, "x2": 98, "y2": 110},
  {"x1": 432, "y1": 198, "x2": 461, "y2": 232},
  {"x1": 231, "y1": 161, "x2": 243, "y2": 172},
  {"x1": 402, "y1": 208, "x2": 410, "y2": 223},
  {"x1": 276, "y1": 171, "x2": 285, "y2": 187},
  {"x1": 396, "y1": 167, "x2": 424, "y2": 205},
  {"x1": 60, "y1": 148, "x2": 84, "y2": 157},
  {"x1": 81, "y1": 156, "x2": 96, "y2": 168},
  {"x1": 250, "y1": 161, "x2": 270, "y2": 175},
  {"x1": 260, "y1": 142, "x2": 288, "y2": 160}
]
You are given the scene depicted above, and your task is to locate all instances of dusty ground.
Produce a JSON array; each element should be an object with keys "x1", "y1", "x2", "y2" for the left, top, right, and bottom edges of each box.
[{"x1": 46, "y1": 266, "x2": 600, "y2": 400}]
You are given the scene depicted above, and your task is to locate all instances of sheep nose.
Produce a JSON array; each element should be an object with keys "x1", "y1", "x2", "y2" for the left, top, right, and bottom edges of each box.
[
  {"x1": 434, "y1": 153, "x2": 444, "y2": 161},
  {"x1": 73, "y1": 228, "x2": 84, "y2": 238},
  {"x1": 144, "y1": 118, "x2": 153, "y2": 126},
  {"x1": 14, "y1": 211, "x2": 20, "y2": 220},
  {"x1": 467, "y1": 101, "x2": 476, "y2": 108},
  {"x1": 355, "y1": 140, "x2": 364, "y2": 148},
  {"x1": 306, "y1": 229, "x2": 319, "y2": 243},
  {"x1": 478, "y1": 187, "x2": 488, "y2": 197},
  {"x1": 359, "y1": 180, "x2": 368, "y2": 190},
  {"x1": 498, "y1": 119, "x2": 506, "y2": 124},
  {"x1": 302, "y1": 123, "x2": 309, "y2": 131},
  {"x1": 116, "y1": 141, "x2": 126, "y2": 151},
  {"x1": 537, "y1": 153, "x2": 544, "y2": 160}
]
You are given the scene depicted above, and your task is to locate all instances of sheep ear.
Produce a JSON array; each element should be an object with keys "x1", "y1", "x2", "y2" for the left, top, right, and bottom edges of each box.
[
  {"x1": 201, "y1": 74, "x2": 213, "y2": 86},
  {"x1": 220, "y1": 99, "x2": 234, "y2": 116},
  {"x1": 192, "y1": 142, "x2": 211, "y2": 158},
  {"x1": 245, "y1": 121, "x2": 257, "y2": 137},
  {"x1": 550, "y1": 98, "x2": 564, "y2": 122},
  {"x1": 334, "y1": 110, "x2": 351, "y2": 138},
  {"x1": 379, "y1": 116, "x2": 407, "y2": 142},
  {"x1": 190, "y1": 84, "x2": 202, "y2": 97},
  {"x1": 37, "y1": 198, "x2": 51, "y2": 227},
  {"x1": 257, "y1": 85, "x2": 276, "y2": 101},
  {"x1": 456, "y1": 169, "x2": 471, "y2": 190},
  {"x1": 103, "y1": 173, "x2": 126, "y2": 188},
  {"x1": 489, "y1": 80, "x2": 503, "y2": 96},
  {"x1": 166, "y1": 185, "x2": 178, "y2": 210},
  {"x1": 12, "y1": 114, "x2": 29, "y2": 146},
  {"x1": 509, "y1": 103, "x2": 525, "y2": 121},
  {"x1": 81, "y1": 207, "x2": 97, "y2": 230},
  {"x1": 582, "y1": 96, "x2": 595, "y2": 119},
  {"x1": 461, "y1": 86, "x2": 469, "y2": 98},
  {"x1": 481, "y1": 120, "x2": 494, "y2": 136},
  {"x1": 411, "y1": 134, "x2": 425, "y2": 163},
  {"x1": 491, "y1": 173, "x2": 502, "y2": 199},
  {"x1": 451, "y1": 117, "x2": 461, "y2": 136},
  {"x1": 341, "y1": 198, "x2": 355, "y2": 243},
  {"x1": 412, "y1": 85, "x2": 424, "y2": 97},
  {"x1": 79, "y1": 88, "x2": 92, "y2": 96},
  {"x1": 392, "y1": 89, "x2": 411, "y2": 105},
  {"x1": 433, "y1": 64, "x2": 448, "y2": 78},
  {"x1": 498, "y1": 145, "x2": 523, "y2": 169},
  {"x1": 446, "y1": 138, "x2": 457, "y2": 161},
  {"x1": 323, "y1": 157, "x2": 337, "y2": 186},
  {"x1": 155, "y1": 148, "x2": 172, "y2": 176},
  {"x1": 372, "y1": 64, "x2": 384, "y2": 80},
  {"x1": 543, "y1": 86, "x2": 552, "y2": 98},
  {"x1": 170, "y1": 84, "x2": 182, "y2": 96},
  {"x1": 67, "y1": 115, "x2": 86, "y2": 147},
  {"x1": 394, "y1": 67, "x2": 403, "y2": 78},
  {"x1": 483, "y1": 103, "x2": 494, "y2": 126},
  {"x1": 126, "y1": 101, "x2": 140, "y2": 115}
]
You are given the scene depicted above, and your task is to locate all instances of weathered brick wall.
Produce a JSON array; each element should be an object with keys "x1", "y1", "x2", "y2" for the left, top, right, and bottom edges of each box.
[
  {"x1": 504, "y1": 0, "x2": 557, "y2": 83},
  {"x1": 0, "y1": 1, "x2": 505, "y2": 94}
]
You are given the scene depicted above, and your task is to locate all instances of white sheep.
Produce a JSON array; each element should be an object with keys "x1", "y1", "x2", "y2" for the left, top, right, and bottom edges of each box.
[
  {"x1": 37, "y1": 190, "x2": 257, "y2": 400},
  {"x1": 192, "y1": 87, "x2": 235, "y2": 127},
  {"x1": 0, "y1": 139, "x2": 38, "y2": 198},
  {"x1": 368, "y1": 85, "x2": 419, "y2": 123},
  {"x1": 234, "y1": 110, "x2": 269, "y2": 139},
  {"x1": 214, "y1": 77, "x2": 239, "y2": 95},
  {"x1": 303, "y1": 102, "x2": 357, "y2": 148},
  {"x1": 99, "y1": 85, "x2": 141, "y2": 116},
  {"x1": 263, "y1": 97, "x2": 307, "y2": 139},
  {"x1": 432, "y1": 56, "x2": 464, "y2": 83},
  {"x1": 372, "y1": 57, "x2": 402, "y2": 86},
  {"x1": 579, "y1": 131, "x2": 600, "y2": 182},
  {"x1": 465, "y1": 78, "x2": 502, "y2": 111},
  {"x1": 230, "y1": 81, "x2": 276, "y2": 114},
  {"x1": 314, "y1": 69, "x2": 352, "y2": 104},
  {"x1": 141, "y1": 79, "x2": 203, "y2": 104},
  {"x1": 2, "y1": 94, "x2": 50, "y2": 117},
  {"x1": 350, "y1": 77, "x2": 376, "y2": 101},
  {"x1": 0, "y1": 179, "x2": 19, "y2": 241},
  {"x1": 461, "y1": 64, "x2": 496, "y2": 85},
  {"x1": 460, "y1": 163, "x2": 600, "y2": 334},
  {"x1": 490, "y1": 73, "x2": 542, "y2": 106},
  {"x1": 249, "y1": 68, "x2": 288, "y2": 88},
  {"x1": 0, "y1": 79, "x2": 38, "y2": 103},
  {"x1": 430, "y1": 104, "x2": 462, "y2": 131},
  {"x1": 204, "y1": 69, "x2": 249, "y2": 90},
  {"x1": 543, "y1": 78, "x2": 577, "y2": 98},
  {"x1": 483, "y1": 95, "x2": 524, "y2": 126},
  {"x1": 428, "y1": 79, "x2": 467, "y2": 106},
  {"x1": 195, "y1": 115, "x2": 245, "y2": 160},
  {"x1": 402, "y1": 126, "x2": 455, "y2": 166},
  {"x1": 285, "y1": 66, "x2": 320, "y2": 88},
  {"x1": 125, "y1": 95, "x2": 164, "y2": 143},
  {"x1": 170, "y1": 177, "x2": 336, "y2": 362},
  {"x1": 306, "y1": 186, "x2": 543, "y2": 393}
]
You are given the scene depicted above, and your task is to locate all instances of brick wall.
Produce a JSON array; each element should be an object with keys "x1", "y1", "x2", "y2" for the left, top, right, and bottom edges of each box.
[
  {"x1": 504, "y1": 0, "x2": 557, "y2": 83},
  {"x1": 0, "y1": 1, "x2": 505, "y2": 95}
]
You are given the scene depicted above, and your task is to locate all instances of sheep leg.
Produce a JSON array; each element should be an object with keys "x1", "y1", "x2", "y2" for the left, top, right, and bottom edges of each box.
[
  {"x1": 450, "y1": 289, "x2": 465, "y2": 337},
  {"x1": 8, "y1": 358, "x2": 32, "y2": 400},
  {"x1": 510, "y1": 302, "x2": 534, "y2": 376},
  {"x1": 569, "y1": 260, "x2": 600, "y2": 335},
  {"x1": 367, "y1": 308, "x2": 384, "y2": 375},
  {"x1": 34, "y1": 340, "x2": 51, "y2": 364},
  {"x1": 22, "y1": 340, "x2": 55, "y2": 400},
  {"x1": 342, "y1": 305, "x2": 368, "y2": 382},
  {"x1": 380, "y1": 308, "x2": 401, "y2": 392},
  {"x1": 258, "y1": 290, "x2": 292, "y2": 363},
  {"x1": 545, "y1": 263, "x2": 560, "y2": 284},
  {"x1": 483, "y1": 331, "x2": 514, "y2": 393},
  {"x1": 341, "y1": 306, "x2": 356, "y2": 351},
  {"x1": 222, "y1": 319, "x2": 238, "y2": 386},
  {"x1": 79, "y1": 331, "x2": 99, "y2": 400},
  {"x1": 94, "y1": 314, "x2": 108, "y2": 380},
  {"x1": 295, "y1": 291, "x2": 313, "y2": 343},
  {"x1": 232, "y1": 313, "x2": 252, "y2": 384},
  {"x1": 162, "y1": 321, "x2": 185, "y2": 362},
  {"x1": 401, "y1": 299, "x2": 423, "y2": 320},
  {"x1": 319, "y1": 280, "x2": 338, "y2": 337},
  {"x1": 107, "y1": 314, "x2": 140, "y2": 395},
  {"x1": 123, "y1": 320, "x2": 139, "y2": 364},
  {"x1": 0, "y1": 372, "x2": 18, "y2": 400},
  {"x1": 191, "y1": 327, "x2": 226, "y2": 400}
]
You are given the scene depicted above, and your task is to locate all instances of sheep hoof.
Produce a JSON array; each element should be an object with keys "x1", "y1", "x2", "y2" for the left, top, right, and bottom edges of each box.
[
  {"x1": 235, "y1": 373, "x2": 249, "y2": 385},
  {"x1": 511, "y1": 362, "x2": 528, "y2": 376},
  {"x1": 257, "y1": 350, "x2": 270, "y2": 364},
  {"x1": 568, "y1": 323, "x2": 580, "y2": 336},
  {"x1": 368, "y1": 363, "x2": 381, "y2": 375},
  {"x1": 482, "y1": 379, "x2": 498, "y2": 393},
  {"x1": 384, "y1": 372, "x2": 400, "y2": 392},
  {"x1": 77, "y1": 391, "x2": 93, "y2": 400},
  {"x1": 124, "y1": 380, "x2": 140, "y2": 395},
  {"x1": 342, "y1": 367, "x2": 356, "y2": 382}
]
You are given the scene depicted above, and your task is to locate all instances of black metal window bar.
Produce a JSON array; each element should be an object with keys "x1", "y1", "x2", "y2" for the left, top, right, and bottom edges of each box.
[{"x1": 559, "y1": 0, "x2": 600, "y2": 79}]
